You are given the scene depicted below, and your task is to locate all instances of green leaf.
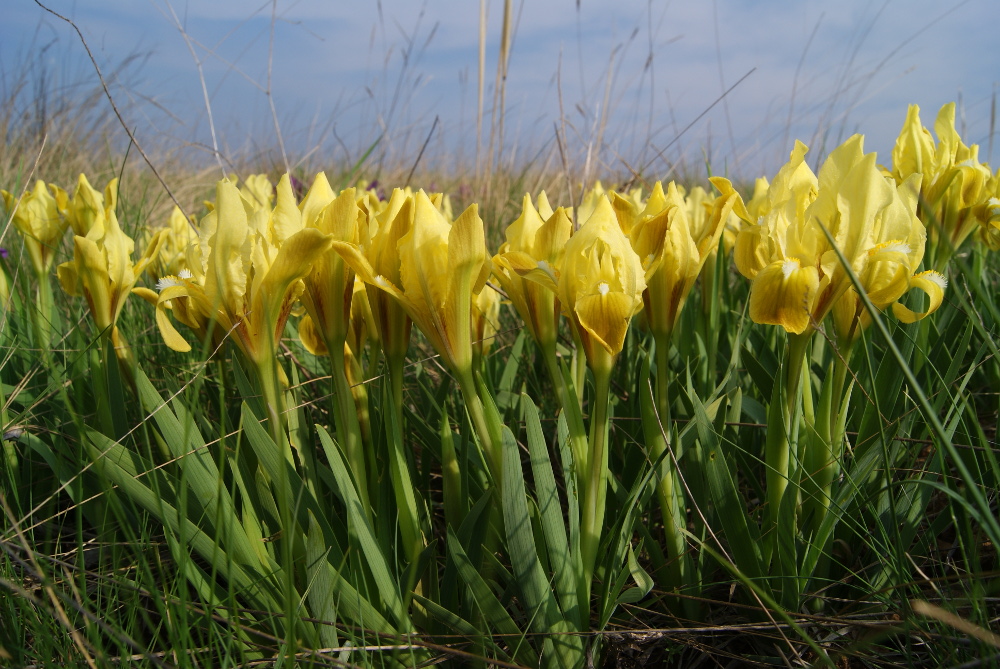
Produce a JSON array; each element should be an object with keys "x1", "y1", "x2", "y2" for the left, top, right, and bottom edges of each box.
[
  {"x1": 521, "y1": 393, "x2": 580, "y2": 628},
  {"x1": 316, "y1": 424, "x2": 412, "y2": 631},
  {"x1": 302, "y1": 510, "x2": 397, "y2": 637},
  {"x1": 700, "y1": 421, "x2": 768, "y2": 592},
  {"x1": 496, "y1": 330, "x2": 526, "y2": 412},
  {"x1": 445, "y1": 529, "x2": 528, "y2": 653},
  {"x1": 411, "y1": 593, "x2": 514, "y2": 664},
  {"x1": 383, "y1": 381, "x2": 425, "y2": 564},
  {"x1": 500, "y1": 424, "x2": 563, "y2": 634},
  {"x1": 304, "y1": 511, "x2": 341, "y2": 648},
  {"x1": 134, "y1": 368, "x2": 264, "y2": 571},
  {"x1": 615, "y1": 543, "x2": 654, "y2": 606},
  {"x1": 84, "y1": 429, "x2": 282, "y2": 614}
]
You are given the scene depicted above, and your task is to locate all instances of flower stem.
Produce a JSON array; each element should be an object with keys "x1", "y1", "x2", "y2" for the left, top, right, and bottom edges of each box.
[
  {"x1": 330, "y1": 340, "x2": 371, "y2": 517},
  {"x1": 541, "y1": 343, "x2": 589, "y2": 475},
  {"x1": 456, "y1": 369, "x2": 501, "y2": 484},
  {"x1": 251, "y1": 348, "x2": 298, "y2": 659},
  {"x1": 767, "y1": 331, "x2": 811, "y2": 531},
  {"x1": 580, "y1": 362, "x2": 612, "y2": 621},
  {"x1": 33, "y1": 270, "x2": 53, "y2": 356},
  {"x1": 649, "y1": 333, "x2": 694, "y2": 614}
]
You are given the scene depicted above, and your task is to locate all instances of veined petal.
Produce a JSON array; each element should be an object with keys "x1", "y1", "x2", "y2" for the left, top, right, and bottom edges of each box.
[
  {"x1": 73, "y1": 235, "x2": 114, "y2": 332},
  {"x1": 131, "y1": 286, "x2": 160, "y2": 305},
  {"x1": 575, "y1": 289, "x2": 639, "y2": 356},
  {"x1": 298, "y1": 314, "x2": 329, "y2": 356},
  {"x1": 609, "y1": 191, "x2": 640, "y2": 235},
  {"x1": 400, "y1": 191, "x2": 452, "y2": 314},
  {"x1": 68, "y1": 173, "x2": 105, "y2": 236},
  {"x1": 734, "y1": 219, "x2": 773, "y2": 279},
  {"x1": 892, "y1": 105, "x2": 935, "y2": 180},
  {"x1": 99, "y1": 209, "x2": 137, "y2": 302},
  {"x1": 331, "y1": 241, "x2": 382, "y2": 287},
  {"x1": 497, "y1": 251, "x2": 560, "y2": 293},
  {"x1": 205, "y1": 180, "x2": 249, "y2": 321},
  {"x1": 503, "y1": 194, "x2": 546, "y2": 255},
  {"x1": 448, "y1": 202, "x2": 491, "y2": 294},
  {"x1": 257, "y1": 227, "x2": 334, "y2": 329},
  {"x1": 831, "y1": 288, "x2": 862, "y2": 343},
  {"x1": 533, "y1": 207, "x2": 573, "y2": 266},
  {"x1": 271, "y1": 175, "x2": 303, "y2": 243},
  {"x1": 299, "y1": 172, "x2": 337, "y2": 228},
  {"x1": 749, "y1": 258, "x2": 819, "y2": 334},
  {"x1": 240, "y1": 174, "x2": 274, "y2": 210},
  {"x1": 57, "y1": 261, "x2": 81, "y2": 297}
]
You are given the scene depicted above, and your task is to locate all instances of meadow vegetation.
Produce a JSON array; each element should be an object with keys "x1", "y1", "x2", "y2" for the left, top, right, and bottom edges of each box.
[{"x1": 1, "y1": 6, "x2": 999, "y2": 668}]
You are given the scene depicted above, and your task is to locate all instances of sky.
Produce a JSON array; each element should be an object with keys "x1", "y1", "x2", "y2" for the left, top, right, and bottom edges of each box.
[{"x1": 2, "y1": 0, "x2": 997, "y2": 182}]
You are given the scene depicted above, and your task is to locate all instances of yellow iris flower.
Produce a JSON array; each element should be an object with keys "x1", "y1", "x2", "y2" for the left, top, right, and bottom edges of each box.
[
  {"x1": 980, "y1": 193, "x2": 1000, "y2": 251},
  {"x1": 57, "y1": 206, "x2": 164, "y2": 362},
  {"x1": 2, "y1": 180, "x2": 67, "y2": 277},
  {"x1": 628, "y1": 178, "x2": 747, "y2": 339},
  {"x1": 493, "y1": 193, "x2": 572, "y2": 354},
  {"x1": 298, "y1": 176, "x2": 361, "y2": 355},
  {"x1": 735, "y1": 135, "x2": 943, "y2": 335},
  {"x1": 55, "y1": 174, "x2": 119, "y2": 237},
  {"x1": 153, "y1": 177, "x2": 333, "y2": 367},
  {"x1": 558, "y1": 195, "x2": 646, "y2": 373},
  {"x1": 239, "y1": 174, "x2": 275, "y2": 211},
  {"x1": 334, "y1": 190, "x2": 492, "y2": 377},
  {"x1": 889, "y1": 103, "x2": 993, "y2": 268}
]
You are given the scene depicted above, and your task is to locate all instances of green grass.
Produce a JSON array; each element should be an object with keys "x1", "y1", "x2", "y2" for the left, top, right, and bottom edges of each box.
[{"x1": 1, "y1": 169, "x2": 997, "y2": 667}]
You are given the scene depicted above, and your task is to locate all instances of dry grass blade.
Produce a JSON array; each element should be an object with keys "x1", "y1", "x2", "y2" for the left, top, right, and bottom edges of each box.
[
  {"x1": 160, "y1": 0, "x2": 225, "y2": 176},
  {"x1": 32, "y1": 0, "x2": 188, "y2": 219},
  {"x1": 911, "y1": 600, "x2": 1000, "y2": 650}
]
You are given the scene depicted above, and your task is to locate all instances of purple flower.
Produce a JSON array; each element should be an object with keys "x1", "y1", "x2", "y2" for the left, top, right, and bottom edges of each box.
[
  {"x1": 366, "y1": 179, "x2": 385, "y2": 201},
  {"x1": 288, "y1": 175, "x2": 307, "y2": 199},
  {"x1": 0, "y1": 248, "x2": 8, "y2": 259}
]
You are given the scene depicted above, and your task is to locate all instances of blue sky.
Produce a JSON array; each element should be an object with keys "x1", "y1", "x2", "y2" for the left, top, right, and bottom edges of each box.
[{"x1": 2, "y1": 0, "x2": 997, "y2": 181}]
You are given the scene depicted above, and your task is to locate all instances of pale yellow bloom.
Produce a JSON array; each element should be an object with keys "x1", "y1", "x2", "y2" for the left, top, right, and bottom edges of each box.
[
  {"x1": 298, "y1": 177, "x2": 362, "y2": 354},
  {"x1": 240, "y1": 174, "x2": 275, "y2": 210},
  {"x1": 334, "y1": 190, "x2": 492, "y2": 376},
  {"x1": 630, "y1": 178, "x2": 747, "y2": 338},
  {"x1": 493, "y1": 193, "x2": 572, "y2": 353},
  {"x1": 736, "y1": 135, "x2": 941, "y2": 335},
  {"x1": 2, "y1": 181, "x2": 67, "y2": 276},
  {"x1": 889, "y1": 103, "x2": 993, "y2": 266},
  {"x1": 60, "y1": 174, "x2": 118, "y2": 237},
  {"x1": 153, "y1": 177, "x2": 333, "y2": 364},
  {"x1": 146, "y1": 206, "x2": 199, "y2": 283},
  {"x1": 559, "y1": 196, "x2": 646, "y2": 369},
  {"x1": 57, "y1": 206, "x2": 164, "y2": 354},
  {"x1": 472, "y1": 284, "x2": 502, "y2": 359}
]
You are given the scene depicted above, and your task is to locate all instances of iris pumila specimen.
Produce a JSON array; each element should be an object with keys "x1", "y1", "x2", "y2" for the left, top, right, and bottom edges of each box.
[
  {"x1": 152, "y1": 177, "x2": 333, "y2": 443},
  {"x1": 510, "y1": 193, "x2": 646, "y2": 610},
  {"x1": 888, "y1": 103, "x2": 995, "y2": 270},
  {"x1": 57, "y1": 198, "x2": 164, "y2": 373},
  {"x1": 733, "y1": 136, "x2": 946, "y2": 583},
  {"x1": 334, "y1": 190, "x2": 499, "y2": 478},
  {"x1": 291, "y1": 176, "x2": 376, "y2": 514},
  {"x1": 612, "y1": 177, "x2": 746, "y2": 598},
  {"x1": 3, "y1": 181, "x2": 69, "y2": 350},
  {"x1": 493, "y1": 194, "x2": 580, "y2": 445}
]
